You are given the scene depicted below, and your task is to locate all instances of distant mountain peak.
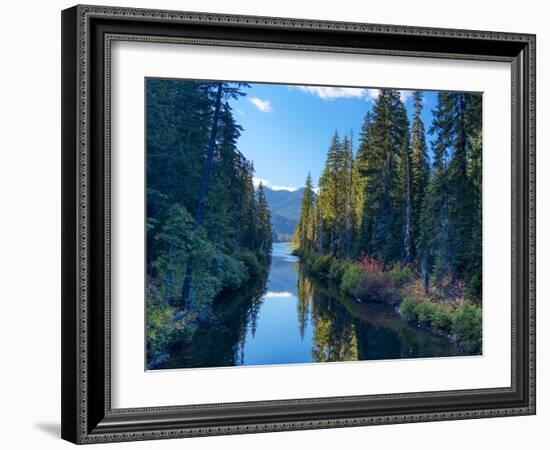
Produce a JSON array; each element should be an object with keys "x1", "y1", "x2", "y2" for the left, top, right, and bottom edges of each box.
[
  {"x1": 261, "y1": 185, "x2": 315, "y2": 242},
  {"x1": 270, "y1": 186, "x2": 299, "y2": 192}
]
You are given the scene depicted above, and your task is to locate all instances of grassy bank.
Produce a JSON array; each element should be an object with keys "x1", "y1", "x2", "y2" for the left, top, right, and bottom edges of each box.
[{"x1": 297, "y1": 251, "x2": 482, "y2": 354}]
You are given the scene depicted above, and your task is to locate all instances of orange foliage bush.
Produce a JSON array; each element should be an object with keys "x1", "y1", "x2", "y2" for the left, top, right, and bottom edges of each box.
[{"x1": 357, "y1": 254, "x2": 383, "y2": 273}]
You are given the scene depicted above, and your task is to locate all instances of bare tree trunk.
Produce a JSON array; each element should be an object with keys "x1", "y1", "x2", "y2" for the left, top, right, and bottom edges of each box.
[
  {"x1": 421, "y1": 251, "x2": 429, "y2": 294},
  {"x1": 181, "y1": 82, "x2": 223, "y2": 306},
  {"x1": 348, "y1": 131, "x2": 354, "y2": 257},
  {"x1": 162, "y1": 242, "x2": 174, "y2": 306},
  {"x1": 193, "y1": 82, "x2": 223, "y2": 229},
  {"x1": 403, "y1": 150, "x2": 412, "y2": 264},
  {"x1": 317, "y1": 215, "x2": 324, "y2": 255}
]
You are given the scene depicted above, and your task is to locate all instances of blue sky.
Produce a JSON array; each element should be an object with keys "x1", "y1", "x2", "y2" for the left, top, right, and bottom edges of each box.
[{"x1": 228, "y1": 83, "x2": 438, "y2": 191}]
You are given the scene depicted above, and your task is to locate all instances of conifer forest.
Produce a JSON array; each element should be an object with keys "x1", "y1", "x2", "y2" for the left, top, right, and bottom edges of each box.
[{"x1": 146, "y1": 79, "x2": 482, "y2": 369}]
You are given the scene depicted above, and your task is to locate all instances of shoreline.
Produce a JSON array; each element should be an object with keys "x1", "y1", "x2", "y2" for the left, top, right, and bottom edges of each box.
[{"x1": 295, "y1": 249, "x2": 482, "y2": 355}]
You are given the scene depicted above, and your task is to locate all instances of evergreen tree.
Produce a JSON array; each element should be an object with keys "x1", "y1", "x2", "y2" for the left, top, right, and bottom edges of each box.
[
  {"x1": 359, "y1": 89, "x2": 409, "y2": 263},
  {"x1": 400, "y1": 131, "x2": 413, "y2": 263},
  {"x1": 146, "y1": 78, "x2": 272, "y2": 319},
  {"x1": 182, "y1": 81, "x2": 250, "y2": 303},
  {"x1": 294, "y1": 89, "x2": 482, "y2": 302},
  {"x1": 423, "y1": 92, "x2": 454, "y2": 282},
  {"x1": 391, "y1": 94, "x2": 412, "y2": 263},
  {"x1": 315, "y1": 131, "x2": 355, "y2": 258},
  {"x1": 427, "y1": 91, "x2": 479, "y2": 287},
  {"x1": 239, "y1": 159, "x2": 258, "y2": 250},
  {"x1": 318, "y1": 131, "x2": 342, "y2": 255},
  {"x1": 464, "y1": 93, "x2": 482, "y2": 299},
  {"x1": 340, "y1": 134, "x2": 355, "y2": 258},
  {"x1": 410, "y1": 91, "x2": 430, "y2": 265},
  {"x1": 353, "y1": 111, "x2": 374, "y2": 253},
  {"x1": 295, "y1": 173, "x2": 316, "y2": 253},
  {"x1": 256, "y1": 182, "x2": 273, "y2": 256},
  {"x1": 204, "y1": 102, "x2": 243, "y2": 248}
]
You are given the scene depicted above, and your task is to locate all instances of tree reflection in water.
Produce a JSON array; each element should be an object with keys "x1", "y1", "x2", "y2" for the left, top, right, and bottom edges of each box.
[
  {"x1": 300, "y1": 267, "x2": 463, "y2": 362},
  {"x1": 157, "y1": 243, "x2": 462, "y2": 370}
]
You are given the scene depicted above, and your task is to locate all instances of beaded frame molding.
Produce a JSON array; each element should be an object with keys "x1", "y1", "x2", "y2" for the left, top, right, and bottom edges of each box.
[{"x1": 61, "y1": 4, "x2": 536, "y2": 444}]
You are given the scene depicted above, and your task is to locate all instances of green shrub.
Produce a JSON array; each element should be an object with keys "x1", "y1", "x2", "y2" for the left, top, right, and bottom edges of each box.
[
  {"x1": 452, "y1": 301, "x2": 482, "y2": 353},
  {"x1": 388, "y1": 265, "x2": 413, "y2": 288},
  {"x1": 400, "y1": 299, "x2": 453, "y2": 333},
  {"x1": 328, "y1": 259, "x2": 342, "y2": 279},
  {"x1": 329, "y1": 259, "x2": 351, "y2": 281},
  {"x1": 311, "y1": 255, "x2": 333, "y2": 274},
  {"x1": 298, "y1": 251, "x2": 311, "y2": 266},
  {"x1": 416, "y1": 302, "x2": 435, "y2": 324},
  {"x1": 238, "y1": 249, "x2": 261, "y2": 279},
  {"x1": 400, "y1": 298, "x2": 418, "y2": 322},
  {"x1": 340, "y1": 264, "x2": 365, "y2": 294},
  {"x1": 146, "y1": 299, "x2": 182, "y2": 365},
  {"x1": 146, "y1": 294, "x2": 201, "y2": 367},
  {"x1": 218, "y1": 253, "x2": 248, "y2": 290},
  {"x1": 466, "y1": 274, "x2": 482, "y2": 302},
  {"x1": 400, "y1": 297, "x2": 480, "y2": 351},
  {"x1": 430, "y1": 304, "x2": 453, "y2": 332}
]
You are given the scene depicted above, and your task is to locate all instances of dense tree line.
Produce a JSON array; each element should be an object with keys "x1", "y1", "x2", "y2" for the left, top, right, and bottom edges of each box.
[
  {"x1": 295, "y1": 89, "x2": 482, "y2": 300},
  {"x1": 146, "y1": 79, "x2": 272, "y2": 364}
]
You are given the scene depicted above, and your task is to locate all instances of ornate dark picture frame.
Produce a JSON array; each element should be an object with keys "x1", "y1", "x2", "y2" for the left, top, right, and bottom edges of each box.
[{"x1": 61, "y1": 4, "x2": 536, "y2": 444}]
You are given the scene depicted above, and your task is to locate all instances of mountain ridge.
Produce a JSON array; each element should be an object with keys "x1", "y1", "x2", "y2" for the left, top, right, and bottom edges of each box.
[{"x1": 262, "y1": 186, "x2": 306, "y2": 242}]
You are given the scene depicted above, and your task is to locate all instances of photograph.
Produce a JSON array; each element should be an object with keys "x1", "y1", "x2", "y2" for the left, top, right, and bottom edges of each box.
[
  {"x1": 145, "y1": 78, "x2": 483, "y2": 370},
  {"x1": 55, "y1": 2, "x2": 537, "y2": 445}
]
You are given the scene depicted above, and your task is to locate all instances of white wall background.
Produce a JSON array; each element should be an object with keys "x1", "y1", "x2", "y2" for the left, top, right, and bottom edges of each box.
[{"x1": 0, "y1": 0, "x2": 546, "y2": 448}]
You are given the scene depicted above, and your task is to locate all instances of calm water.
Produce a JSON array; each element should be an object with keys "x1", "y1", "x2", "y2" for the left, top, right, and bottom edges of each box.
[{"x1": 158, "y1": 242, "x2": 461, "y2": 369}]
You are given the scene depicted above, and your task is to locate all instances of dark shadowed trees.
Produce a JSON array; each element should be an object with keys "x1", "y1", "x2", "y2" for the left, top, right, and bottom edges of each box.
[{"x1": 146, "y1": 79, "x2": 272, "y2": 315}]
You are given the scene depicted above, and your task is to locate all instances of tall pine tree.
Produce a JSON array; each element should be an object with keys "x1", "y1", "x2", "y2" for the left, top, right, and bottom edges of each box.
[
  {"x1": 295, "y1": 173, "x2": 316, "y2": 253},
  {"x1": 410, "y1": 91, "x2": 431, "y2": 269}
]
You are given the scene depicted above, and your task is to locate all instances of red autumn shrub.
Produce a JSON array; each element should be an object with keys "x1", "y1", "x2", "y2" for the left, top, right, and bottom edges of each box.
[
  {"x1": 357, "y1": 254, "x2": 383, "y2": 273},
  {"x1": 352, "y1": 272, "x2": 394, "y2": 303}
]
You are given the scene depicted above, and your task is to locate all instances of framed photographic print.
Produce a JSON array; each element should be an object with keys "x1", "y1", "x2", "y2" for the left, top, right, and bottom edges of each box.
[{"x1": 61, "y1": 4, "x2": 536, "y2": 444}]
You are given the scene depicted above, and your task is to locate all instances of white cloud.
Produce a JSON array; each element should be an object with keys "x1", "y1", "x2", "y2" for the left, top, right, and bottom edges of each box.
[
  {"x1": 252, "y1": 177, "x2": 269, "y2": 189},
  {"x1": 295, "y1": 86, "x2": 413, "y2": 105},
  {"x1": 236, "y1": 109, "x2": 246, "y2": 116},
  {"x1": 366, "y1": 88, "x2": 381, "y2": 101},
  {"x1": 399, "y1": 90, "x2": 413, "y2": 103},
  {"x1": 253, "y1": 177, "x2": 298, "y2": 192},
  {"x1": 264, "y1": 291, "x2": 293, "y2": 298},
  {"x1": 297, "y1": 86, "x2": 366, "y2": 100},
  {"x1": 366, "y1": 88, "x2": 413, "y2": 103},
  {"x1": 250, "y1": 97, "x2": 272, "y2": 112}
]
